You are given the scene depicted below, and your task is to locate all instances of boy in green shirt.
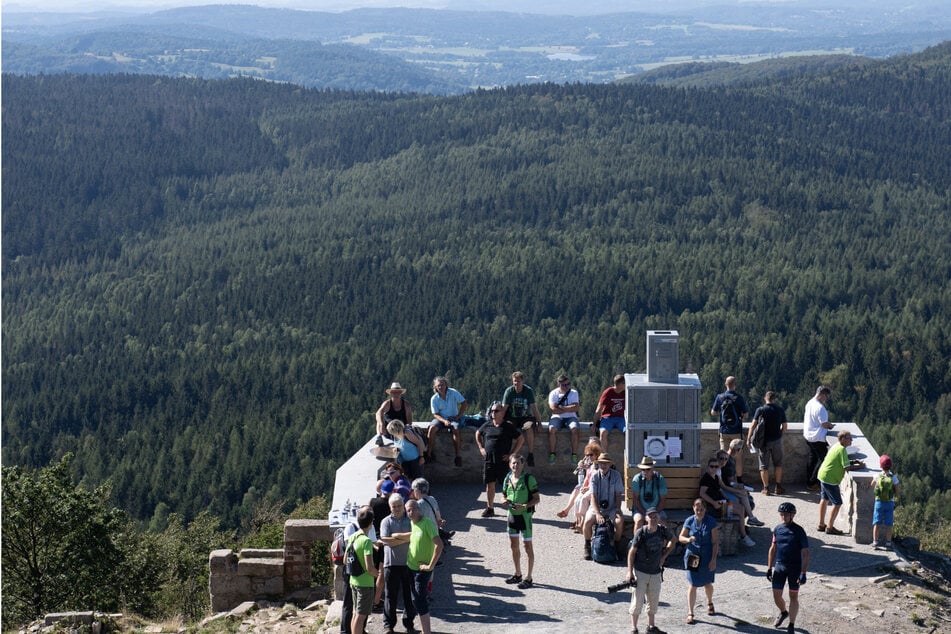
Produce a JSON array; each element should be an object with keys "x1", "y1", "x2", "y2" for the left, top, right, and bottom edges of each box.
[{"x1": 817, "y1": 430, "x2": 863, "y2": 535}]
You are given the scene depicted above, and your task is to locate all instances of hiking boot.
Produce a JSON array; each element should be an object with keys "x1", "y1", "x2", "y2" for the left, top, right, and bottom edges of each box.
[
  {"x1": 775, "y1": 610, "x2": 789, "y2": 627},
  {"x1": 775, "y1": 485, "x2": 786, "y2": 495},
  {"x1": 548, "y1": 452, "x2": 556, "y2": 464},
  {"x1": 787, "y1": 623, "x2": 795, "y2": 634},
  {"x1": 481, "y1": 506, "x2": 495, "y2": 518},
  {"x1": 584, "y1": 540, "x2": 592, "y2": 560},
  {"x1": 747, "y1": 516, "x2": 765, "y2": 527},
  {"x1": 527, "y1": 452, "x2": 535, "y2": 467}
]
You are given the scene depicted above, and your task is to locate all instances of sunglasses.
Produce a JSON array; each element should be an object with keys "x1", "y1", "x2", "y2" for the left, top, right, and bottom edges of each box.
[
  {"x1": 490, "y1": 408, "x2": 503, "y2": 414},
  {"x1": 560, "y1": 381, "x2": 570, "y2": 386}
]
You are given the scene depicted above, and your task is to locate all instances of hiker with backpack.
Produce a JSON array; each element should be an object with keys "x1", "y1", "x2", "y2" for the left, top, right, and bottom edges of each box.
[
  {"x1": 748, "y1": 391, "x2": 788, "y2": 496},
  {"x1": 582, "y1": 452, "x2": 626, "y2": 561},
  {"x1": 346, "y1": 506, "x2": 379, "y2": 634},
  {"x1": 501, "y1": 453, "x2": 540, "y2": 589},
  {"x1": 711, "y1": 376, "x2": 749, "y2": 483},
  {"x1": 873, "y1": 454, "x2": 899, "y2": 549},
  {"x1": 626, "y1": 506, "x2": 675, "y2": 634}
]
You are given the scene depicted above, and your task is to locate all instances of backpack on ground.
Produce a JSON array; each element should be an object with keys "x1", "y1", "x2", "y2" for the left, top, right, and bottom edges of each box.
[
  {"x1": 343, "y1": 533, "x2": 365, "y2": 577},
  {"x1": 330, "y1": 526, "x2": 347, "y2": 565},
  {"x1": 591, "y1": 521, "x2": 617, "y2": 563},
  {"x1": 720, "y1": 394, "x2": 738, "y2": 428},
  {"x1": 750, "y1": 415, "x2": 767, "y2": 449},
  {"x1": 875, "y1": 472, "x2": 895, "y2": 502}
]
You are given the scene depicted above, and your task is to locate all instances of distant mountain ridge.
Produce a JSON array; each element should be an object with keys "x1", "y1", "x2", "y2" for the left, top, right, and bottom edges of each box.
[{"x1": 4, "y1": 3, "x2": 949, "y2": 91}]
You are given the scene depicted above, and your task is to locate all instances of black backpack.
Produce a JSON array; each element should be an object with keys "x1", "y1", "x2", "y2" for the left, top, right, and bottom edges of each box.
[
  {"x1": 751, "y1": 415, "x2": 767, "y2": 449},
  {"x1": 343, "y1": 534, "x2": 365, "y2": 577},
  {"x1": 720, "y1": 394, "x2": 738, "y2": 427}
]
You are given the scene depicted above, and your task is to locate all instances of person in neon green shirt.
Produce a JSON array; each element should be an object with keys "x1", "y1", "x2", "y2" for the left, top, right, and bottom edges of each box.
[
  {"x1": 347, "y1": 507, "x2": 379, "y2": 634},
  {"x1": 817, "y1": 430, "x2": 864, "y2": 535},
  {"x1": 405, "y1": 498, "x2": 443, "y2": 634}
]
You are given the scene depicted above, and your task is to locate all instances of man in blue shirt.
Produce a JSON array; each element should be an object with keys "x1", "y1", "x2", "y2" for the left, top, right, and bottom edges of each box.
[
  {"x1": 426, "y1": 376, "x2": 467, "y2": 467},
  {"x1": 767, "y1": 502, "x2": 810, "y2": 634}
]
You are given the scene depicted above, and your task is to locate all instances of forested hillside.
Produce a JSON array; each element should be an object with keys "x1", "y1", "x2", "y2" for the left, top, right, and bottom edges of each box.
[{"x1": 3, "y1": 43, "x2": 950, "y2": 533}]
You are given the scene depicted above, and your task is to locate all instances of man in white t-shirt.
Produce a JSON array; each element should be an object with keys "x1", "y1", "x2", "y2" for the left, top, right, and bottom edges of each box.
[
  {"x1": 547, "y1": 374, "x2": 580, "y2": 464},
  {"x1": 803, "y1": 386, "x2": 835, "y2": 491}
]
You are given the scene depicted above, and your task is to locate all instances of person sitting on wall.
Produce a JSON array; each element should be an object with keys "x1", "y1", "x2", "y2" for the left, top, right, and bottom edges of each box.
[
  {"x1": 386, "y1": 420, "x2": 426, "y2": 481},
  {"x1": 718, "y1": 444, "x2": 765, "y2": 527},
  {"x1": 547, "y1": 374, "x2": 581, "y2": 465},
  {"x1": 375, "y1": 382, "x2": 413, "y2": 446},
  {"x1": 501, "y1": 370, "x2": 542, "y2": 467},
  {"x1": 594, "y1": 374, "x2": 626, "y2": 453},
  {"x1": 699, "y1": 456, "x2": 756, "y2": 547},
  {"x1": 426, "y1": 376, "x2": 467, "y2": 467}
]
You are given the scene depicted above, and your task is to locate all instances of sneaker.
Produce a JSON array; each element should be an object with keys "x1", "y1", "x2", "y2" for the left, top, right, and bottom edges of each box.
[
  {"x1": 454, "y1": 455, "x2": 462, "y2": 467},
  {"x1": 517, "y1": 578, "x2": 533, "y2": 589},
  {"x1": 787, "y1": 623, "x2": 795, "y2": 634},
  {"x1": 527, "y1": 452, "x2": 535, "y2": 467},
  {"x1": 884, "y1": 541, "x2": 893, "y2": 549},
  {"x1": 775, "y1": 610, "x2": 789, "y2": 627},
  {"x1": 504, "y1": 574, "x2": 522, "y2": 584},
  {"x1": 747, "y1": 516, "x2": 765, "y2": 527},
  {"x1": 548, "y1": 452, "x2": 556, "y2": 464},
  {"x1": 775, "y1": 485, "x2": 786, "y2": 495},
  {"x1": 741, "y1": 535, "x2": 756, "y2": 547},
  {"x1": 825, "y1": 526, "x2": 845, "y2": 536},
  {"x1": 572, "y1": 453, "x2": 578, "y2": 463},
  {"x1": 481, "y1": 506, "x2": 495, "y2": 517},
  {"x1": 874, "y1": 542, "x2": 885, "y2": 551}
]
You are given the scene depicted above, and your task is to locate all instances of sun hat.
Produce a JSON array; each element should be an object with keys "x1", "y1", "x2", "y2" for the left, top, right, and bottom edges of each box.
[
  {"x1": 637, "y1": 456, "x2": 656, "y2": 469},
  {"x1": 595, "y1": 452, "x2": 614, "y2": 464},
  {"x1": 386, "y1": 382, "x2": 406, "y2": 395}
]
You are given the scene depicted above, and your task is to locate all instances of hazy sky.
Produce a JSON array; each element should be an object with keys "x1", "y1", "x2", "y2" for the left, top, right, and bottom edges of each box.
[{"x1": 1, "y1": 0, "x2": 783, "y2": 15}]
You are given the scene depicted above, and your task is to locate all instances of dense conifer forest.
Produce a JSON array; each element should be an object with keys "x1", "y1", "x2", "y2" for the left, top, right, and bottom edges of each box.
[{"x1": 3, "y1": 43, "x2": 950, "y2": 545}]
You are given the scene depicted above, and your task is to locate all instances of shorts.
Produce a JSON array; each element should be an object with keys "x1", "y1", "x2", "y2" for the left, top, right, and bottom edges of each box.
[
  {"x1": 820, "y1": 481, "x2": 843, "y2": 506},
  {"x1": 549, "y1": 415, "x2": 579, "y2": 431},
  {"x1": 599, "y1": 416, "x2": 625, "y2": 432},
  {"x1": 719, "y1": 432, "x2": 742, "y2": 451},
  {"x1": 722, "y1": 490, "x2": 740, "y2": 504},
  {"x1": 432, "y1": 418, "x2": 461, "y2": 431},
  {"x1": 506, "y1": 512, "x2": 534, "y2": 540},
  {"x1": 757, "y1": 438, "x2": 785, "y2": 471},
  {"x1": 351, "y1": 584, "x2": 375, "y2": 615},
  {"x1": 411, "y1": 569, "x2": 433, "y2": 616},
  {"x1": 873, "y1": 500, "x2": 895, "y2": 526},
  {"x1": 771, "y1": 567, "x2": 801, "y2": 592},
  {"x1": 508, "y1": 416, "x2": 537, "y2": 431},
  {"x1": 483, "y1": 460, "x2": 507, "y2": 486}
]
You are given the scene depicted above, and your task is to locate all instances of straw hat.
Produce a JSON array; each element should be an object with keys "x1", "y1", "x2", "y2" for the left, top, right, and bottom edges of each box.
[
  {"x1": 386, "y1": 382, "x2": 406, "y2": 395},
  {"x1": 637, "y1": 455, "x2": 657, "y2": 469},
  {"x1": 595, "y1": 452, "x2": 614, "y2": 464}
]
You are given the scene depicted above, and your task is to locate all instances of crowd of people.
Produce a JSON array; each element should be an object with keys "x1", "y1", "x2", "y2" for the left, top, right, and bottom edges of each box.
[{"x1": 339, "y1": 374, "x2": 896, "y2": 634}]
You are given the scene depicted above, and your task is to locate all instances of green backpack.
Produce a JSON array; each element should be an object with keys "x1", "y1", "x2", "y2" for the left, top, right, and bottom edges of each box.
[{"x1": 874, "y1": 472, "x2": 895, "y2": 502}]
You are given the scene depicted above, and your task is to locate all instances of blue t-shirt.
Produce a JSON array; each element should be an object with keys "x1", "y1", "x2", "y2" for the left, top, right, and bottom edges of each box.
[
  {"x1": 431, "y1": 388, "x2": 465, "y2": 419},
  {"x1": 772, "y1": 522, "x2": 809, "y2": 570}
]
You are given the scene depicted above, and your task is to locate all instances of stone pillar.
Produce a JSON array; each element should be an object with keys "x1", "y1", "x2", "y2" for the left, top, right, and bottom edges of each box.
[
  {"x1": 209, "y1": 549, "x2": 245, "y2": 612},
  {"x1": 284, "y1": 519, "x2": 332, "y2": 593}
]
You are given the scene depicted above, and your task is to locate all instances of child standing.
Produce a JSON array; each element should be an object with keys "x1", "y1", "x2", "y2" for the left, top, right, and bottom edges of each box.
[{"x1": 872, "y1": 454, "x2": 899, "y2": 549}]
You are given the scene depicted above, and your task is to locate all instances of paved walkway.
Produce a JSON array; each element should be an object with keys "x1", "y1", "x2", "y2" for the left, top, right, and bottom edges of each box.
[{"x1": 395, "y1": 481, "x2": 900, "y2": 634}]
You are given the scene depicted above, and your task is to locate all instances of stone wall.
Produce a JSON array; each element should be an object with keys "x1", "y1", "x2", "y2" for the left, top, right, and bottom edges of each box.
[{"x1": 209, "y1": 520, "x2": 332, "y2": 613}]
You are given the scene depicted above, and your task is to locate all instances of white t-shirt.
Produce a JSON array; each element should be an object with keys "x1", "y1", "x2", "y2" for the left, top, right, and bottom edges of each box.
[
  {"x1": 803, "y1": 396, "x2": 828, "y2": 442},
  {"x1": 548, "y1": 387, "x2": 580, "y2": 420}
]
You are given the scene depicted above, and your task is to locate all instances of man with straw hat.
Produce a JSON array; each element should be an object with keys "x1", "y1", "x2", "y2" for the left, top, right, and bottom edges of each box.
[
  {"x1": 631, "y1": 455, "x2": 669, "y2": 532},
  {"x1": 582, "y1": 452, "x2": 626, "y2": 560}
]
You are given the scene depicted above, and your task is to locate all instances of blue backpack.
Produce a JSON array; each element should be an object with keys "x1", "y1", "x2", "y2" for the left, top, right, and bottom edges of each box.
[{"x1": 591, "y1": 521, "x2": 618, "y2": 563}]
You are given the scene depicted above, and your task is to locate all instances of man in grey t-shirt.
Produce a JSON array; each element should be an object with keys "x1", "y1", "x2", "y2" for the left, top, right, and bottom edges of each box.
[
  {"x1": 626, "y1": 507, "x2": 675, "y2": 634},
  {"x1": 379, "y1": 494, "x2": 416, "y2": 634}
]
